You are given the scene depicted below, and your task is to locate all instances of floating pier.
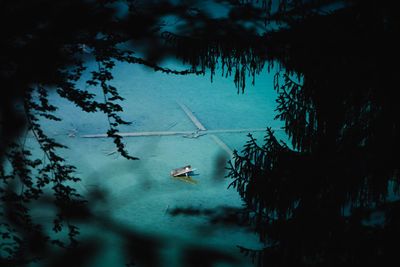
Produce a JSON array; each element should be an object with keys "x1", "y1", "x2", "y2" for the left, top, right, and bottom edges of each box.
[
  {"x1": 80, "y1": 101, "x2": 283, "y2": 157},
  {"x1": 177, "y1": 102, "x2": 234, "y2": 156},
  {"x1": 176, "y1": 101, "x2": 207, "y2": 131},
  {"x1": 209, "y1": 134, "x2": 234, "y2": 156},
  {"x1": 81, "y1": 128, "x2": 271, "y2": 138},
  {"x1": 82, "y1": 131, "x2": 194, "y2": 138}
]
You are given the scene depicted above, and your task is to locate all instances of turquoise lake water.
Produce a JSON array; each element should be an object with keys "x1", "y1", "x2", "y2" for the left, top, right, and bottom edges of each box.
[{"x1": 28, "y1": 59, "x2": 285, "y2": 266}]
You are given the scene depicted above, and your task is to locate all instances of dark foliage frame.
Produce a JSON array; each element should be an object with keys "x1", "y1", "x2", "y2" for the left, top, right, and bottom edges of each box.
[{"x1": 1, "y1": 0, "x2": 399, "y2": 266}]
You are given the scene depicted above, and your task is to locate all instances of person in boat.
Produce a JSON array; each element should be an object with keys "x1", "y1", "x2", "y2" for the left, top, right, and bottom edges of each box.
[{"x1": 184, "y1": 166, "x2": 191, "y2": 176}]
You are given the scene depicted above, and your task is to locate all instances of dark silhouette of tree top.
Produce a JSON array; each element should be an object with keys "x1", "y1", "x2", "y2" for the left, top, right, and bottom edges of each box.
[{"x1": 226, "y1": 0, "x2": 400, "y2": 266}]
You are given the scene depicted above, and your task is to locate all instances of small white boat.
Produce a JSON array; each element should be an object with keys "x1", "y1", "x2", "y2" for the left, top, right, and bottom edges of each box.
[{"x1": 170, "y1": 165, "x2": 196, "y2": 177}]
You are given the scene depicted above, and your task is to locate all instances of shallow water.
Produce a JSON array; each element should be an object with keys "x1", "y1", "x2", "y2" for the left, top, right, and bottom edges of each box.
[{"x1": 31, "y1": 60, "x2": 284, "y2": 266}]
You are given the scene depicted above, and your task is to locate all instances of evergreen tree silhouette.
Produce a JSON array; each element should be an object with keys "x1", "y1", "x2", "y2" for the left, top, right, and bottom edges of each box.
[{"x1": 227, "y1": 0, "x2": 400, "y2": 266}]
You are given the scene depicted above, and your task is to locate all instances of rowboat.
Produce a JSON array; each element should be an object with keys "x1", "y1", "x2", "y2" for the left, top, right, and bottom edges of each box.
[{"x1": 170, "y1": 165, "x2": 195, "y2": 177}]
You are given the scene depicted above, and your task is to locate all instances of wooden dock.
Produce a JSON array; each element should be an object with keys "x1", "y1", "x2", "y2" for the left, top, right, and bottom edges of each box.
[
  {"x1": 176, "y1": 101, "x2": 207, "y2": 131},
  {"x1": 177, "y1": 102, "x2": 234, "y2": 156},
  {"x1": 81, "y1": 128, "x2": 271, "y2": 138},
  {"x1": 80, "y1": 101, "x2": 283, "y2": 157},
  {"x1": 209, "y1": 134, "x2": 234, "y2": 156}
]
